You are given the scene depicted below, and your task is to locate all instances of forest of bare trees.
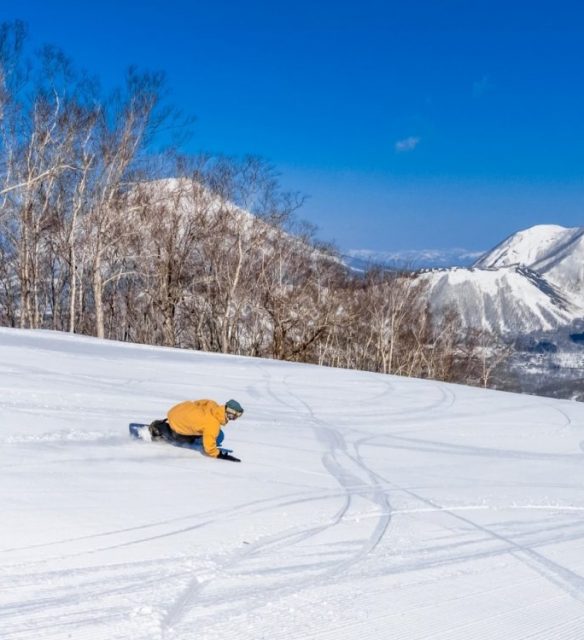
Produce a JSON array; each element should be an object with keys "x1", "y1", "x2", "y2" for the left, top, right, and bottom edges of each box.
[{"x1": 0, "y1": 22, "x2": 510, "y2": 389}]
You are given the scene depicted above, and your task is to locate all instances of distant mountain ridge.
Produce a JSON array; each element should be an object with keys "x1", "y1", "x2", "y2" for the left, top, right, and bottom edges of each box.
[
  {"x1": 344, "y1": 247, "x2": 484, "y2": 270},
  {"x1": 421, "y1": 225, "x2": 584, "y2": 335}
]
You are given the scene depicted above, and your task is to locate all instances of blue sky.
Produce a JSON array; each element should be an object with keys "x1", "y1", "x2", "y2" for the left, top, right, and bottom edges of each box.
[{"x1": 4, "y1": 0, "x2": 584, "y2": 254}]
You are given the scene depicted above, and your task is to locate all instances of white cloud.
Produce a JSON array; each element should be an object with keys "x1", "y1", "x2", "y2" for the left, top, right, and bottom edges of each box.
[{"x1": 395, "y1": 136, "x2": 421, "y2": 152}]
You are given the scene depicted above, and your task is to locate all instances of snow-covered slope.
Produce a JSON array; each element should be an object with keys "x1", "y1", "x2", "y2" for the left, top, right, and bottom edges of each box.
[
  {"x1": 420, "y1": 225, "x2": 584, "y2": 334},
  {"x1": 475, "y1": 224, "x2": 575, "y2": 268},
  {"x1": 475, "y1": 224, "x2": 584, "y2": 305},
  {"x1": 2, "y1": 328, "x2": 584, "y2": 640},
  {"x1": 420, "y1": 265, "x2": 581, "y2": 334}
]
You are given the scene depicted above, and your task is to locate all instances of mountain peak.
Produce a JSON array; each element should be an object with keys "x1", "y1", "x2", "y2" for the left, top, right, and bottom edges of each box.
[
  {"x1": 474, "y1": 224, "x2": 584, "y2": 305},
  {"x1": 421, "y1": 224, "x2": 584, "y2": 335},
  {"x1": 474, "y1": 224, "x2": 583, "y2": 269}
]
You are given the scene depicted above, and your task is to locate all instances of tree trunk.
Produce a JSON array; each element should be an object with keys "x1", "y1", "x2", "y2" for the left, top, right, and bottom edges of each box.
[{"x1": 93, "y1": 247, "x2": 105, "y2": 339}]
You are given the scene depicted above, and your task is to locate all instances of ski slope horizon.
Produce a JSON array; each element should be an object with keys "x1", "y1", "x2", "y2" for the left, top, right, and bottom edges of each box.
[{"x1": 2, "y1": 327, "x2": 584, "y2": 639}]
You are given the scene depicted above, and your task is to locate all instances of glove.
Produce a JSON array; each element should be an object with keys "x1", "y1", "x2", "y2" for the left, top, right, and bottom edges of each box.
[{"x1": 217, "y1": 450, "x2": 241, "y2": 462}]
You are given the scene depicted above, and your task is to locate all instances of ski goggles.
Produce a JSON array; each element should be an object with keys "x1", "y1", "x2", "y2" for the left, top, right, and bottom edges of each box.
[{"x1": 226, "y1": 408, "x2": 243, "y2": 420}]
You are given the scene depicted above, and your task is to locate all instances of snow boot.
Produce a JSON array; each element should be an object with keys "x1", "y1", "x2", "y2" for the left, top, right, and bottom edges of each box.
[{"x1": 148, "y1": 419, "x2": 166, "y2": 441}]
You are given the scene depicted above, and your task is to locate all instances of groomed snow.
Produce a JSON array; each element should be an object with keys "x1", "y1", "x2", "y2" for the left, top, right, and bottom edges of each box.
[{"x1": 2, "y1": 328, "x2": 584, "y2": 639}]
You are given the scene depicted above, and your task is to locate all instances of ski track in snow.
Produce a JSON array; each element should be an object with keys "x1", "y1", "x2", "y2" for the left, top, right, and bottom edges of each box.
[{"x1": 1, "y1": 328, "x2": 584, "y2": 639}]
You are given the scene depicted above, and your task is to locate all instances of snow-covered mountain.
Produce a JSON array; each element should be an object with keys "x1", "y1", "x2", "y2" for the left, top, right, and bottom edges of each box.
[
  {"x1": 420, "y1": 265, "x2": 580, "y2": 334},
  {"x1": 345, "y1": 247, "x2": 483, "y2": 270},
  {"x1": 474, "y1": 224, "x2": 584, "y2": 306},
  {"x1": 2, "y1": 328, "x2": 584, "y2": 640},
  {"x1": 421, "y1": 225, "x2": 584, "y2": 335}
]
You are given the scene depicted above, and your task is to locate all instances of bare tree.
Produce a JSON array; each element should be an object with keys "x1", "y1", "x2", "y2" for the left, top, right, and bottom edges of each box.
[{"x1": 83, "y1": 69, "x2": 165, "y2": 338}]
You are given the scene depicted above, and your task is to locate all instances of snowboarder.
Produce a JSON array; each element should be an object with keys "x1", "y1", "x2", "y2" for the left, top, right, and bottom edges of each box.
[{"x1": 148, "y1": 399, "x2": 243, "y2": 462}]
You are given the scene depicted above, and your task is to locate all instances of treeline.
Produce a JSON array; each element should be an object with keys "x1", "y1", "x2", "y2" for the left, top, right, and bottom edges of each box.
[{"x1": 0, "y1": 22, "x2": 509, "y2": 388}]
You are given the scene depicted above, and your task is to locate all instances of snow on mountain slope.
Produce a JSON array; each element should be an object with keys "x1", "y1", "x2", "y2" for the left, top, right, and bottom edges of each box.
[
  {"x1": 2, "y1": 328, "x2": 584, "y2": 640},
  {"x1": 418, "y1": 225, "x2": 584, "y2": 334},
  {"x1": 475, "y1": 224, "x2": 584, "y2": 305},
  {"x1": 345, "y1": 247, "x2": 484, "y2": 269},
  {"x1": 420, "y1": 265, "x2": 581, "y2": 334},
  {"x1": 475, "y1": 224, "x2": 574, "y2": 269}
]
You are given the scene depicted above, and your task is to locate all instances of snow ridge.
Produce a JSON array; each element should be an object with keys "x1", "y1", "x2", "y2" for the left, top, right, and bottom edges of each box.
[
  {"x1": 475, "y1": 224, "x2": 584, "y2": 305},
  {"x1": 424, "y1": 225, "x2": 584, "y2": 334}
]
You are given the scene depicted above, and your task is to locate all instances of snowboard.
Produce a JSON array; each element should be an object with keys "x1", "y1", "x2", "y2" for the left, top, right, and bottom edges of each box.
[
  {"x1": 129, "y1": 422, "x2": 150, "y2": 439},
  {"x1": 129, "y1": 423, "x2": 232, "y2": 453}
]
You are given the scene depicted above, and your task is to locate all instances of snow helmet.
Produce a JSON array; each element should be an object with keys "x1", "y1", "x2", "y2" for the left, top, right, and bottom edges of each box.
[{"x1": 225, "y1": 399, "x2": 244, "y2": 420}]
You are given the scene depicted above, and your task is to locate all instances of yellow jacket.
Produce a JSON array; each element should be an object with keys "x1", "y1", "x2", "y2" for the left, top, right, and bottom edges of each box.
[{"x1": 167, "y1": 400, "x2": 227, "y2": 458}]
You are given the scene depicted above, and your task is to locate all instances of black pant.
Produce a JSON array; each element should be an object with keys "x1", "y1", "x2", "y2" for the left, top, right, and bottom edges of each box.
[{"x1": 151, "y1": 419, "x2": 202, "y2": 446}]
